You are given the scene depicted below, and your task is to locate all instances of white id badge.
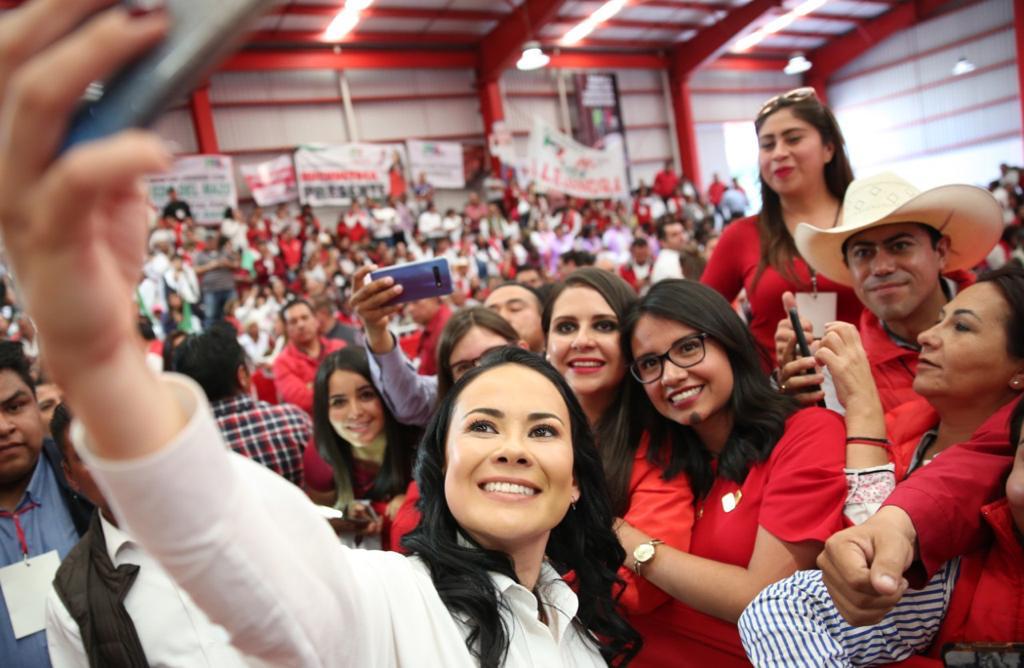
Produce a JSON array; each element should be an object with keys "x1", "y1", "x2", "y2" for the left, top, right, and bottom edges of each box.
[
  {"x1": 0, "y1": 550, "x2": 60, "y2": 638},
  {"x1": 794, "y1": 292, "x2": 837, "y2": 338}
]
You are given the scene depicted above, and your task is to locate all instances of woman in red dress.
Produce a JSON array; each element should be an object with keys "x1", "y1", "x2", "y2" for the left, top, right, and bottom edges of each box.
[
  {"x1": 702, "y1": 88, "x2": 863, "y2": 366},
  {"x1": 618, "y1": 279, "x2": 848, "y2": 666}
]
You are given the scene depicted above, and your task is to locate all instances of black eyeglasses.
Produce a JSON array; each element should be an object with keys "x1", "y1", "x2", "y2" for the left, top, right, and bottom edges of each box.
[
  {"x1": 630, "y1": 333, "x2": 708, "y2": 384},
  {"x1": 449, "y1": 345, "x2": 509, "y2": 380},
  {"x1": 756, "y1": 87, "x2": 818, "y2": 121}
]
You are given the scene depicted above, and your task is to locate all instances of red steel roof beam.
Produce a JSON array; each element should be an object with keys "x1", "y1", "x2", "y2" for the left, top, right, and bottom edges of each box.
[
  {"x1": 270, "y1": 5, "x2": 507, "y2": 22},
  {"x1": 552, "y1": 15, "x2": 704, "y2": 30},
  {"x1": 248, "y1": 30, "x2": 482, "y2": 46},
  {"x1": 479, "y1": 0, "x2": 570, "y2": 81},
  {"x1": 221, "y1": 50, "x2": 477, "y2": 71},
  {"x1": 672, "y1": 0, "x2": 783, "y2": 73},
  {"x1": 639, "y1": 0, "x2": 734, "y2": 12}
]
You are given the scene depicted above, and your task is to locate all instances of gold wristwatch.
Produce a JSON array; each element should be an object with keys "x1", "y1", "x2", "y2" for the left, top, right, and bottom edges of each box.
[{"x1": 632, "y1": 539, "x2": 663, "y2": 575}]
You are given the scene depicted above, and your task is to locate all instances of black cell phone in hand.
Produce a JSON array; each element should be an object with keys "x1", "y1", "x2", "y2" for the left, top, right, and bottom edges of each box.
[
  {"x1": 62, "y1": 0, "x2": 279, "y2": 152},
  {"x1": 788, "y1": 307, "x2": 824, "y2": 398}
]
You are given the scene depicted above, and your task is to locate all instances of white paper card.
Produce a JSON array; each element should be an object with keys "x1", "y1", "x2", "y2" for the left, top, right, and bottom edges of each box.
[
  {"x1": 0, "y1": 550, "x2": 60, "y2": 638},
  {"x1": 795, "y1": 292, "x2": 838, "y2": 338}
]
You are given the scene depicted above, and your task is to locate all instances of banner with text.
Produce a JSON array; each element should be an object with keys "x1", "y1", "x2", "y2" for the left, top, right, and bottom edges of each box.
[
  {"x1": 240, "y1": 155, "x2": 297, "y2": 207},
  {"x1": 526, "y1": 119, "x2": 629, "y2": 200},
  {"x1": 295, "y1": 143, "x2": 406, "y2": 206},
  {"x1": 146, "y1": 155, "x2": 237, "y2": 224},
  {"x1": 407, "y1": 139, "x2": 466, "y2": 189}
]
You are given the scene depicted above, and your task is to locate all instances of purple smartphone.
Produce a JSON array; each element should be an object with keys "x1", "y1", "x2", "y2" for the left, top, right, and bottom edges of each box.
[{"x1": 370, "y1": 258, "x2": 453, "y2": 306}]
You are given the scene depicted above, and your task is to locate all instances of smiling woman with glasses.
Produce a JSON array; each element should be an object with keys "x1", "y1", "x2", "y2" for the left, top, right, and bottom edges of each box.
[
  {"x1": 701, "y1": 85, "x2": 864, "y2": 370},
  {"x1": 630, "y1": 333, "x2": 709, "y2": 384},
  {"x1": 616, "y1": 279, "x2": 848, "y2": 667}
]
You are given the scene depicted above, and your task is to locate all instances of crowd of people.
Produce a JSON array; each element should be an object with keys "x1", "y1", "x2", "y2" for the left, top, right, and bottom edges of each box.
[{"x1": 1, "y1": 3, "x2": 1023, "y2": 667}]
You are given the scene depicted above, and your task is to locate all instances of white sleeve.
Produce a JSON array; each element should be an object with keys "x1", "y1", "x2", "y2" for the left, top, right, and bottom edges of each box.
[
  {"x1": 71, "y1": 374, "x2": 387, "y2": 668},
  {"x1": 45, "y1": 587, "x2": 90, "y2": 668}
]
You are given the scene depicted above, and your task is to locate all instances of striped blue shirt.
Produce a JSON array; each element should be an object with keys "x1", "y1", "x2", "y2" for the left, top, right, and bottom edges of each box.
[{"x1": 738, "y1": 561, "x2": 958, "y2": 667}]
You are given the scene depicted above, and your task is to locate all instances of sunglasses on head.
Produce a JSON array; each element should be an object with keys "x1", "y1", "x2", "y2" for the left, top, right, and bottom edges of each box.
[{"x1": 756, "y1": 87, "x2": 818, "y2": 120}]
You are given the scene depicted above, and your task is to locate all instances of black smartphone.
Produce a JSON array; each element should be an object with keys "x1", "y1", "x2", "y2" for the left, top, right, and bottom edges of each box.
[
  {"x1": 788, "y1": 307, "x2": 824, "y2": 397},
  {"x1": 943, "y1": 642, "x2": 1024, "y2": 666},
  {"x1": 62, "y1": 0, "x2": 279, "y2": 151}
]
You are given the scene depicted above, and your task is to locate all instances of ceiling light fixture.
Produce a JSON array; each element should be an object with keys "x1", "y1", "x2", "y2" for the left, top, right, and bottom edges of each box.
[
  {"x1": 324, "y1": 0, "x2": 373, "y2": 41},
  {"x1": 516, "y1": 41, "x2": 550, "y2": 71},
  {"x1": 952, "y1": 56, "x2": 976, "y2": 76},
  {"x1": 734, "y1": 0, "x2": 828, "y2": 52},
  {"x1": 784, "y1": 53, "x2": 812, "y2": 75},
  {"x1": 561, "y1": 0, "x2": 628, "y2": 45}
]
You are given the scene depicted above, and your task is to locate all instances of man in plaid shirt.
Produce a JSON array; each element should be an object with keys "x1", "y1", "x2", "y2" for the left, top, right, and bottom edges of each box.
[{"x1": 172, "y1": 325, "x2": 310, "y2": 486}]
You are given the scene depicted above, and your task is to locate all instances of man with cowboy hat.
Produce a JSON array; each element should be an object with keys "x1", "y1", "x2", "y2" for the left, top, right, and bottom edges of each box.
[{"x1": 775, "y1": 171, "x2": 1003, "y2": 410}]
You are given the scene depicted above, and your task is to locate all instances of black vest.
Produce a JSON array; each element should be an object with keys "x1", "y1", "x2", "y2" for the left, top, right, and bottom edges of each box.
[{"x1": 52, "y1": 512, "x2": 150, "y2": 667}]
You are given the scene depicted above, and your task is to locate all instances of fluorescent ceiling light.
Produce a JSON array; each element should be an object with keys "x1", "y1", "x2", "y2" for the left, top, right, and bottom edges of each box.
[
  {"x1": 517, "y1": 41, "x2": 550, "y2": 71},
  {"x1": 324, "y1": 0, "x2": 372, "y2": 41},
  {"x1": 784, "y1": 54, "x2": 812, "y2": 75},
  {"x1": 561, "y1": 0, "x2": 629, "y2": 45},
  {"x1": 734, "y1": 0, "x2": 828, "y2": 52},
  {"x1": 952, "y1": 56, "x2": 975, "y2": 76}
]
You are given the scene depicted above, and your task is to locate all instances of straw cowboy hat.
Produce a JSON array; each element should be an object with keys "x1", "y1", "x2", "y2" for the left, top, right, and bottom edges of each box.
[{"x1": 794, "y1": 171, "x2": 1003, "y2": 286}]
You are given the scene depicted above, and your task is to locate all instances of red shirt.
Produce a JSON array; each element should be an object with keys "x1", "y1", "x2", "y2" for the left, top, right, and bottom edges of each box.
[
  {"x1": 708, "y1": 180, "x2": 726, "y2": 205},
  {"x1": 279, "y1": 238, "x2": 302, "y2": 269},
  {"x1": 618, "y1": 435, "x2": 694, "y2": 617},
  {"x1": 653, "y1": 170, "x2": 678, "y2": 199},
  {"x1": 630, "y1": 408, "x2": 847, "y2": 667},
  {"x1": 388, "y1": 479, "x2": 420, "y2": 552},
  {"x1": 701, "y1": 216, "x2": 863, "y2": 367},
  {"x1": 884, "y1": 395, "x2": 1020, "y2": 584},
  {"x1": 271, "y1": 338, "x2": 345, "y2": 414},
  {"x1": 415, "y1": 304, "x2": 452, "y2": 376}
]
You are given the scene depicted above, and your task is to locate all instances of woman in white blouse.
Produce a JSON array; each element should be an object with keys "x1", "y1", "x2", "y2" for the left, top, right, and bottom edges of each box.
[{"x1": 0, "y1": 3, "x2": 640, "y2": 666}]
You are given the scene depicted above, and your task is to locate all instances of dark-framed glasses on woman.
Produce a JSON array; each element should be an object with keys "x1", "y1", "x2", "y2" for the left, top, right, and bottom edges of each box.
[{"x1": 630, "y1": 333, "x2": 709, "y2": 384}]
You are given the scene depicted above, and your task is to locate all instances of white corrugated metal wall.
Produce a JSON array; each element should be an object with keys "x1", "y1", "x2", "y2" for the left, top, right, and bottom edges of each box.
[{"x1": 827, "y1": 0, "x2": 1021, "y2": 187}]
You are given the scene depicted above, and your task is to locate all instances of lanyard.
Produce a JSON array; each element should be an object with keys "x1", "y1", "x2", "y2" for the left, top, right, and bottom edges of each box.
[{"x1": 0, "y1": 501, "x2": 40, "y2": 560}]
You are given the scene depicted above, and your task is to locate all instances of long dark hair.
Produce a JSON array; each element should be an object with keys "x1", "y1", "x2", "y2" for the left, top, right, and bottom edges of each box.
[
  {"x1": 312, "y1": 348, "x2": 418, "y2": 502},
  {"x1": 625, "y1": 280, "x2": 798, "y2": 500},
  {"x1": 435, "y1": 306, "x2": 519, "y2": 400},
  {"x1": 403, "y1": 347, "x2": 641, "y2": 667},
  {"x1": 979, "y1": 265, "x2": 1024, "y2": 447},
  {"x1": 541, "y1": 267, "x2": 643, "y2": 515},
  {"x1": 754, "y1": 91, "x2": 854, "y2": 286}
]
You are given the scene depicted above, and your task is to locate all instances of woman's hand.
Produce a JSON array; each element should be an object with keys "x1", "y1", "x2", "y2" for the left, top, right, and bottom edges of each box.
[
  {"x1": 613, "y1": 518, "x2": 650, "y2": 571},
  {"x1": 774, "y1": 291, "x2": 822, "y2": 405},
  {"x1": 0, "y1": 0, "x2": 185, "y2": 459},
  {"x1": 386, "y1": 494, "x2": 406, "y2": 521},
  {"x1": 348, "y1": 265, "x2": 402, "y2": 354},
  {"x1": 814, "y1": 322, "x2": 884, "y2": 427}
]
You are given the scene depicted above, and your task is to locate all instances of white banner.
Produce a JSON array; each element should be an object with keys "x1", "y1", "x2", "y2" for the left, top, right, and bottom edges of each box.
[
  {"x1": 526, "y1": 119, "x2": 629, "y2": 200},
  {"x1": 240, "y1": 155, "x2": 297, "y2": 207},
  {"x1": 294, "y1": 143, "x2": 407, "y2": 206},
  {"x1": 147, "y1": 155, "x2": 237, "y2": 224},
  {"x1": 407, "y1": 139, "x2": 465, "y2": 189}
]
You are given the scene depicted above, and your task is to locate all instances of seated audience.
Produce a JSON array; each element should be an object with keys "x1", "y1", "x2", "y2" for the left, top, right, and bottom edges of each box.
[
  {"x1": 776, "y1": 172, "x2": 1003, "y2": 411},
  {"x1": 172, "y1": 324, "x2": 311, "y2": 485},
  {"x1": 272, "y1": 298, "x2": 344, "y2": 414},
  {"x1": 45, "y1": 404, "x2": 251, "y2": 667},
  {"x1": 0, "y1": 343, "x2": 92, "y2": 667},
  {"x1": 616, "y1": 279, "x2": 847, "y2": 666}
]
